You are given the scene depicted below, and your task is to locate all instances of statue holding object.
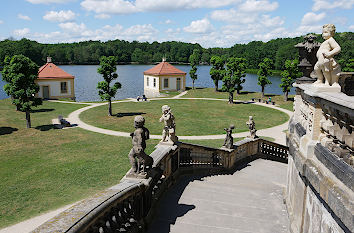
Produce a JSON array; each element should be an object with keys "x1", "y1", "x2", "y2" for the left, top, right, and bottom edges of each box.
[
  {"x1": 128, "y1": 116, "x2": 153, "y2": 177},
  {"x1": 314, "y1": 24, "x2": 341, "y2": 87},
  {"x1": 223, "y1": 124, "x2": 235, "y2": 149},
  {"x1": 159, "y1": 105, "x2": 178, "y2": 144},
  {"x1": 246, "y1": 116, "x2": 258, "y2": 139}
]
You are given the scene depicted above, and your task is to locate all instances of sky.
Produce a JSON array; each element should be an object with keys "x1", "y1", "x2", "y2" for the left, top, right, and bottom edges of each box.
[{"x1": 0, "y1": 0, "x2": 353, "y2": 48}]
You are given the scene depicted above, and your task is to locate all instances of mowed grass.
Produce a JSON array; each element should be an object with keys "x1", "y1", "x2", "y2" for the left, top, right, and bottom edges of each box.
[
  {"x1": 0, "y1": 99, "x2": 158, "y2": 228},
  {"x1": 183, "y1": 88, "x2": 294, "y2": 111},
  {"x1": 80, "y1": 99, "x2": 289, "y2": 136}
]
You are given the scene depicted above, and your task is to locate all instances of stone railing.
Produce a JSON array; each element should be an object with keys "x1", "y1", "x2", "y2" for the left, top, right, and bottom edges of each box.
[
  {"x1": 287, "y1": 83, "x2": 354, "y2": 233},
  {"x1": 32, "y1": 138, "x2": 287, "y2": 233}
]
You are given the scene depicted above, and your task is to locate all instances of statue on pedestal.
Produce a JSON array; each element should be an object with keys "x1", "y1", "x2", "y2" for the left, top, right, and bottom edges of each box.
[
  {"x1": 246, "y1": 116, "x2": 258, "y2": 139},
  {"x1": 314, "y1": 24, "x2": 341, "y2": 87},
  {"x1": 128, "y1": 116, "x2": 153, "y2": 177},
  {"x1": 159, "y1": 105, "x2": 178, "y2": 144},
  {"x1": 223, "y1": 124, "x2": 234, "y2": 149}
]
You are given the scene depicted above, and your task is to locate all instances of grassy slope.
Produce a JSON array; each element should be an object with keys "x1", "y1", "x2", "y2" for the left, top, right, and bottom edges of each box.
[{"x1": 80, "y1": 99, "x2": 289, "y2": 136}]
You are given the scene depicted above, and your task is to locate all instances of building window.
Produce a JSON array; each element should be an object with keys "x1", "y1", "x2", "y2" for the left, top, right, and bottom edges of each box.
[
  {"x1": 164, "y1": 78, "x2": 169, "y2": 88},
  {"x1": 153, "y1": 78, "x2": 156, "y2": 87},
  {"x1": 147, "y1": 77, "x2": 149, "y2": 86},
  {"x1": 61, "y1": 82, "x2": 67, "y2": 93}
]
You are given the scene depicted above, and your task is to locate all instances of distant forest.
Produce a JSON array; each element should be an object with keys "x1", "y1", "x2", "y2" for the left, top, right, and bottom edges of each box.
[{"x1": 0, "y1": 32, "x2": 352, "y2": 70}]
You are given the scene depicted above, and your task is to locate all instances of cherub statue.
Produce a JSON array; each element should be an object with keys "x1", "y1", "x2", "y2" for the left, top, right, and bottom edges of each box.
[
  {"x1": 128, "y1": 115, "x2": 153, "y2": 176},
  {"x1": 223, "y1": 124, "x2": 235, "y2": 149},
  {"x1": 159, "y1": 105, "x2": 178, "y2": 144},
  {"x1": 314, "y1": 24, "x2": 341, "y2": 87},
  {"x1": 246, "y1": 116, "x2": 258, "y2": 139}
]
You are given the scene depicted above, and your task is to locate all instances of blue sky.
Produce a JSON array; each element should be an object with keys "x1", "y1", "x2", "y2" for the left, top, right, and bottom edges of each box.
[{"x1": 1, "y1": 0, "x2": 353, "y2": 47}]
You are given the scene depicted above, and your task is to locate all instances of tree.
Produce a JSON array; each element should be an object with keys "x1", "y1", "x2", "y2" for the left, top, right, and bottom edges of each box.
[
  {"x1": 1, "y1": 55, "x2": 42, "y2": 128},
  {"x1": 189, "y1": 49, "x2": 199, "y2": 89},
  {"x1": 257, "y1": 58, "x2": 273, "y2": 98},
  {"x1": 342, "y1": 58, "x2": 354, "y2": 72},
  {"x1": 97, "y1": 56, "x2": 121, "y2": 116},
  {"x1": 280, "y1": 59, "x2": 302, "y2": 101},
  {"x1": 209, "y1": 56, "x2": 225, "y2": 91},
  {"x1": 221, "y1": 57, "x2": 247, "y2": 104}
]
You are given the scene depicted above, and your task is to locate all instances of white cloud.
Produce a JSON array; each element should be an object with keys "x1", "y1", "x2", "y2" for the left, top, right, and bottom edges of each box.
[
  {"x1": 211, "y1": 9, "x2": 257, "y2": 24},
  {"x1": 59, "y1": 22, "x2": 87, "y2": 33},
  {"x1": 13, "y1": 28, "x2": 30, "y2": 37},
  {"x1": 43, "y1": 10, "x2": 76, "y2": 22},
  {"x1": 238, "y1": 0, "x2": 278, "y2": 12},
  {"x1": 301, "y1": 12, "x2": 326, "y2": 25},
  {"x1": 261, "y1": 15, "x2": 284, "y2": 27},
  {"x1": 0, "y1": 20, "x2": 3, "y2": 24},
  {"x1": 184, "y1": 18, "x2": 213, "y2": 34},
  {"x1": 312, "y1": 0, "x2": 354, "y2": 11},
  {"x1": 26, "y1": 0, "x2": 72, "y2": 3},
  {"x1": 95, "y1": 14, "x2": 111, "y2": 19},
  {"x1": 349, "y1": 25, "x2": 354, "y2": 31},
  {"x1": 164, "y1": 19, "x2": 172, "y2": 24},
  {"x1": 80, "y1": 0, "x2": 242, "y2": 14},
  {"x1": 18, "y1": 14, "x2": 31, "y2": 21}
]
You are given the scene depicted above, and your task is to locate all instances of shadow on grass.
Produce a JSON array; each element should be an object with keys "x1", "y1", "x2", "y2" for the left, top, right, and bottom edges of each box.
[
  {"x1": 35, "y1": 124, "x2": 56, "y2": 131},
  {"x1": 115, "y1": 112, "x2": 146, "y2": 118},
  {"x1": 240, "y1": 91, "x2": 256, "y2": 94},
  {"x1": 0, "y1": 127, "x2": 18, "y2": 135},
  {"x1": 186, "y1": 87, "x2": 206, "y2": 90},
  {"x1": 31, "y1": 108, "x2": 55, "y2": 113}
]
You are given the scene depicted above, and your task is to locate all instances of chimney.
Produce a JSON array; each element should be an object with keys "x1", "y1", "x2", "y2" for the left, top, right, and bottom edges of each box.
[{"x1": 47, "y1": 57, "x2": 52, "y2": 63}]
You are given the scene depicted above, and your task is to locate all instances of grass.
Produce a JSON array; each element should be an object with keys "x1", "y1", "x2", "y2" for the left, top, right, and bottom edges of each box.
[
  {"x1": 0, "y1": 99, "x2": 158, "y2": 228},
  {"x1": 80, "y1": 99, "x2": 289, "y2": 136},
  {"x1": 183, "y1": 88, "x2": 294, "y2": 111}
]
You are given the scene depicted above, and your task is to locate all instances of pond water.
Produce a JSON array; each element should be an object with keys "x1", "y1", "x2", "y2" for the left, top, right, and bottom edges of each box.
[{"x1": 0, "y1": 65, "x2": 294, "y2": 102}]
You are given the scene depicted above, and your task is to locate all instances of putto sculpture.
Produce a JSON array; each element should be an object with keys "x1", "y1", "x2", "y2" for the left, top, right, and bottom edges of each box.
[
  {"x1": 159, "y1": 105, "x2": 178, "y2": 144},
  {"x1": 246, "y1": 116, "x2": 258, "y2": 139},
  {"x1": 314, "y1": 24, "x2": 341, "y2": 87},
  {"x1": 128, "y1": 115, "x2": 153, "y2": 178},
  {"x1": 223, "y1": 124, "x2": 235, "y2": 149}
]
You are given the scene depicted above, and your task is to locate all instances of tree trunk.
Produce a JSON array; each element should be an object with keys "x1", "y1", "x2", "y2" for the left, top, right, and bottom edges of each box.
[
  {"x1": 26, "y1": 110, "x2": 31, "y2": 128},
  {"x1": 261, "y1": 86, "x2": 265, "y2": 98},
  {"x1": 284, "y1": 91, "x2": 288, "y2": 101},
  {"x1": 192, "y1": 80, "x2": 195, "y2": 90},
  {"x1": 214, "y1": 80, "x2": 218, "y2": 92},
  {"x1": 236, "y1": 89, "x2": 240, "y2": 95},
  {"x1": 108, "y1": 99, "x2": 112, "y2": 116},
  {"x1": 228, "y1": 92, "x2": 233, "y2": 104}
]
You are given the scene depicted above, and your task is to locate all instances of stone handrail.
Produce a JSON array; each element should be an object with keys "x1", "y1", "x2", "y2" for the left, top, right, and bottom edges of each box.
[{"x1": 32, "y1": 138, "x2": 288, "y2": 233}]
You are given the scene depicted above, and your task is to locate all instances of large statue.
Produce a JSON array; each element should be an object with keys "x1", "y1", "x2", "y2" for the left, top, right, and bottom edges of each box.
[
  {"x1": 128, "y1": 116, "x2": 153, "y2": 177},
  {"x1": 314, "y1": 24, "x2": 341, "y2": 87},
  {"x1": 159, "y1": 105, "x2": 178, "y2": 144},
  {"x1": 223, "y1": 124, "x2": 234, "y2": 149},
  {"x1": 246, "y1": 116, "x2": 258, "y2": 139}
]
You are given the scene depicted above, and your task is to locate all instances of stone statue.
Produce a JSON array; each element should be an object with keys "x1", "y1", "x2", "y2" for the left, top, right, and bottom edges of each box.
[
  {"x1": 295, "y1": 34, "x2": 320, "y2": 80},
  {"x1": 246, "y1": 116, "x2": 258, "y2": 139},
  {"x1": 159, "y1": 105, "x2": 178, "y2": 144},
  {"x1": 314, "y1": 24, "x2": 341, "y2": 87},
  {"x1": 128, "y1": 116, "x2": 153, "y2": 177},
  {"x1": 223, "y1": 124, "x2": 234, "y2": 149}
]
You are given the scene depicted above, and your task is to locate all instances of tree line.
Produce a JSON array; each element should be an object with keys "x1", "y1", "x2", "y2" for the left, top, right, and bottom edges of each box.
[{"x1": 0, "y1": 32, "x2": 352, "y2": 70}]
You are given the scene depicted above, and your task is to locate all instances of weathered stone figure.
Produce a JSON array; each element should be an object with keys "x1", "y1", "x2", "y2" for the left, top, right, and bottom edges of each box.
[
  {"x1": 159, "y1": 105, "x2": 178, "y2": 144},
  {"x1": 128, "y1": 115, "x2": 153, "y2": 176},
  {"x1": 223, "y1": 124, "x2": 234, "y2": 149},
  {"x1": 246, "y1": 116, "x2": 258, "y2": 139},
  {"x1": 314, "y1": 24, "x2": 341, "y2": 87}
]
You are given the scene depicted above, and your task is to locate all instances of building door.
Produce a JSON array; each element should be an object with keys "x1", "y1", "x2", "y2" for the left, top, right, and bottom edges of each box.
[
  {"x1": 177, "y1": 78, "x2": 181, "y2": 91},
  {"x1": 43, "y1": 86, "x2": 49, "y2": 99}
]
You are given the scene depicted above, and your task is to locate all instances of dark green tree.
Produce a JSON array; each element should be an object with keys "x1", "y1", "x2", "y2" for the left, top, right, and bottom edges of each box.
[
  {"x1": 257, "y1": 58, "x2": 273, "y2": 98},
  {"x1": 189, "y1": 49, "x2": 199, "y2": 89},
  {"x1": 342, "y1": 58, "x2": 354, "y2": 72},
  {"x1": 1, "y1": 55, "x2": 42, "y2": 128},
  {"x1": 221, "y1": 57, "x2": 247, "y2": 104},
  {"x1": 280, "y1": 59, "x2": 302, "y2": 101},
  {"x1": 209, "y1": 55, "x2": 225, "y2": 91},
  {"x1": 97, "y1": 56, "x2": 121, "y2": 116}
]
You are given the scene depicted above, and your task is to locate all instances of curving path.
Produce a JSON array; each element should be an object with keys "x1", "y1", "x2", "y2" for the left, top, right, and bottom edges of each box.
[{"x1": 65, "y1": 96, "x2": 292, "y2": 145}]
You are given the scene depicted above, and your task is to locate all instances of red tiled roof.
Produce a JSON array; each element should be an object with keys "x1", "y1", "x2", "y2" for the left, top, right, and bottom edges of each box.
[
  {"x1": 143, "y1": 61, "x2": 186, "y2": 76},
  {"x1": 38, "y1": 63, "x2": 74, "y2": 79}
]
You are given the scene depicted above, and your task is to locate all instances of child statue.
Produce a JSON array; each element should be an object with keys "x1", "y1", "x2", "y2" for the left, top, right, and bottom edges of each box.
[
  {"x1": 159, "y1": 105, "x2": 178, "y2": 144},
  {"x1": 128, "y1": 115, "x2": 153, "y2": 177},
  {"x1": 223, "y1": 124, "x2": 235, "y2": 149},
  {"x1": 246, "y1": 116, "x2": 258, "y2": 139},
  {"x1": 314, "y1": 24, "x2": 341, "y2": 87}
]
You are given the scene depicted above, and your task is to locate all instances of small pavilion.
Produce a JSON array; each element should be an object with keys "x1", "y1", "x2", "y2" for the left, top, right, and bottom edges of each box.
[
  {"x1": 36, "y1": 57, "x2": 75, "y2": 100},
  {"x1": 143, "y1": 59, "x2": 186, "y2": 97}
]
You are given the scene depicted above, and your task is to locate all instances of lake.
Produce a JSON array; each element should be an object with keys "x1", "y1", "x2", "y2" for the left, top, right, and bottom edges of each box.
[{"x1": 0, "y1": 65, "x2": 294, "y2": 102}]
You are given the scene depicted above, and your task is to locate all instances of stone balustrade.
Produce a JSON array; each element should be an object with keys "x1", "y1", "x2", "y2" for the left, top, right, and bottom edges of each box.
[{"x1": 32, "y1": 138, "x2": 288, "y2": 233}]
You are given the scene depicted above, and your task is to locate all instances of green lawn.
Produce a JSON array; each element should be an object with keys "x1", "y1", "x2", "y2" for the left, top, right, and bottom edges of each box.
[
  {"x1": 183, "y1": 88, "x2": 295, "y2": 111},
  {"x1": 80, "y1": 99, "x2": 289, "y2": 136}
]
